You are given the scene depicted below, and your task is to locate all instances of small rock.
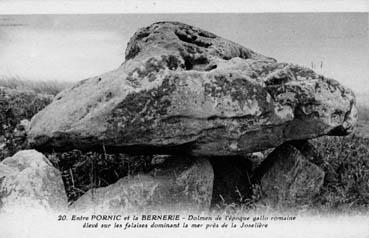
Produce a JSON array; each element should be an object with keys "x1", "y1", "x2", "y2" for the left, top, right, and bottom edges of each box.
[
  {"x1": 19, "y1": 119, "x2": 30, "y2": 132},
  {"x1": 0, "y1": 136, "x2": 5, "y2": 149},
  {"x1": 253, "y1": 141, "x2": 324, "y2": 207},
  {"x1": 70, "y1": 157, "x2": 213, "y2": 212},
  {"x1": 248, "y1": 152, "x2": 265, "y2": 164},
  {"x1": 0, "y1": 150, "x2": 68, "y2": 212},
  {"x1": 151, "y1": 154, "x2": 170, "y2": 165}
]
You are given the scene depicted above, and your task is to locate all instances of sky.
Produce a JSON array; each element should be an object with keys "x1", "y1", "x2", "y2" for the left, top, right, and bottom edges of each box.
[{"x1": 0, "y1": 13, "x2": 368, "y2": 94}]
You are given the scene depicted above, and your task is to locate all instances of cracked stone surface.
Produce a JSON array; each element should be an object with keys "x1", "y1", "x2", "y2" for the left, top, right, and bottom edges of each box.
[
  {"x1": 27, "y1": 21, "x2": 357, "y2": 156},
  {"x1": 253, "y1": 141, "x2": 325, "y2": 207},
  {"x1": 69, "y1": 156, "x2": 213, "y2": 212},
  {"x1": 0, "y1": 150, "x2": 68, "y2": 212}
]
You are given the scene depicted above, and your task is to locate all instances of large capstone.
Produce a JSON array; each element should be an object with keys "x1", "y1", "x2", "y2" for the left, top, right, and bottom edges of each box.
[{"x1": 28, "y1": 22, "x2": 357, "y2": 156}]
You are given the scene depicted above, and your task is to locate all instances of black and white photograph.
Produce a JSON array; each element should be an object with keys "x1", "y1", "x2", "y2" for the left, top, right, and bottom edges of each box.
[{"x1": 0, "y1": 0, "x2": 368, "y2": 237}]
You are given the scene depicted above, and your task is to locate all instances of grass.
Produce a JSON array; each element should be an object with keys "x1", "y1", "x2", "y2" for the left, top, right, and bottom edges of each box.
[
  {"x1": 354, "y1": 104, "x2": 369, "y2": 138},
  {"x1": 0, "y1": 86, "x2": 53, "y2": 160},
  {"x1": 0, "y1": 77, "x2": 70, "y2": 160},
  {"x1": 0, "y1": 76, "x2": 71, "y2": 96},
  {"x1": 0, "y1": 77, "x2": 368, "y2": 213},
  {"x1": 358, "y1": 104, "x2": 369, "y2": 122},
  {"x1": 310, "y1": 135, "x2": 369, "y2": 213},
  {"x1": 213, "y1": 133, "x2": 369, "y2": 214},
  {"x1": 47, "y1": 150, "x2": 154, "y2": 203}
]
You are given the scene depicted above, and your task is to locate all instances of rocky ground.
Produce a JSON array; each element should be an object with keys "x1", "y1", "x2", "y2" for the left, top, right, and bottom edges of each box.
[{"x1": 0, "y1": 22, "x2": 368, "y2": 214}]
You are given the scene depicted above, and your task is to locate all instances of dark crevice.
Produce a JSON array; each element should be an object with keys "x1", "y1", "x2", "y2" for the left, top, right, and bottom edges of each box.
[
  {"x1": 161, "y1": 113, "x2": 263, "y2": 123},
  {"x1": 191, "y1": 39, "x2": 212, "y2": 48},
  {"x1": 294, "y1": 104, "x2": 320, "y2": 120},
  {"x1": 198, "y1": 31, "x2": 216, "y2": 39},
  {"x1": 210, "y1": 156, "x2": 253, "y2": 206},
  {"x1": 175, "y1": 29, "x2": 197, "y2": 44},
  {"x1": 238, "y1": 49, "x2": 251, "y2": 60},
  {"x1": 31, "y1": 140, "x2": 197, "y2": 156},
  {"x1": 327, "y1": 125, "x2": 351, "y2": 136},
  {"x1": 125, "y1": 43, "x2": 141, "y2": 60},
  {"x1": 105, "y1": 91, "x2": 114, "y2": 101},
  {"x1": 135, "y1": 31, "x2": 150, "y2": 40},
  {"x1": 265, "y1": 76, "x2": 291, "y2": 86},
  {"x1": 175, "y1": 30, "x2": 212, "y2": 48},
  {"x1": 205, "y1": 65, "x2": 217, "y2": 71},
  {"x1": 182, "y1": 55, "x2": 210, "y2": 70}
]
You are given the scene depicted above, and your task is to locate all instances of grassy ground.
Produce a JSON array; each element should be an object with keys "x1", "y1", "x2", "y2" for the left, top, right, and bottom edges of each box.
[
  {"x1": 48, "y1": 150, "x2": 154, "y2": 203},
  {"x1": 311, "y1": 135, "x2": 369, "y2": 213},
  {"x1": 0, "y1": 76, "x2": 71, "y2": 96},
  {"x1": 0, "y1": 87, "x2": 53, "y2": 160},
  {"x1": 0, "y1": 79, "x2": 368, "y2": 212},
  {"x1": 0, "y1": 77, "x2": 70, "y2": 160},
  {"x1": 355, "y1": 103, "x2": 369, "y2": 138}
]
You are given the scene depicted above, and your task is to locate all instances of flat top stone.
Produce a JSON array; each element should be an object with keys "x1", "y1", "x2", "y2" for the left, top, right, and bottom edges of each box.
[{"x1": 27, "y1": 21, "x2": 357, "y2": 156}]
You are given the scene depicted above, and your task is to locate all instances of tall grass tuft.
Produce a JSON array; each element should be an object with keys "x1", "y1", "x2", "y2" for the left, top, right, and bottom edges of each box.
[{"x1": 0, "y1": 75, "x2": 71, "y2": 96}]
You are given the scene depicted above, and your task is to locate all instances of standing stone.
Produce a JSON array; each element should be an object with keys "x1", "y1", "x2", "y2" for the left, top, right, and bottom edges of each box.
[
  {"x1": 28, "y1": 21, "x2": 357, "y2": 156},
  {"x1": 253, "y1": 141, "x2": 324, "y2": 207},
  {"x1": 70, "y1": 157, "x2": 213, "y2": 212},
  {"x1": 0, "y1": 150, "x2": 68, "y2": 212}
]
